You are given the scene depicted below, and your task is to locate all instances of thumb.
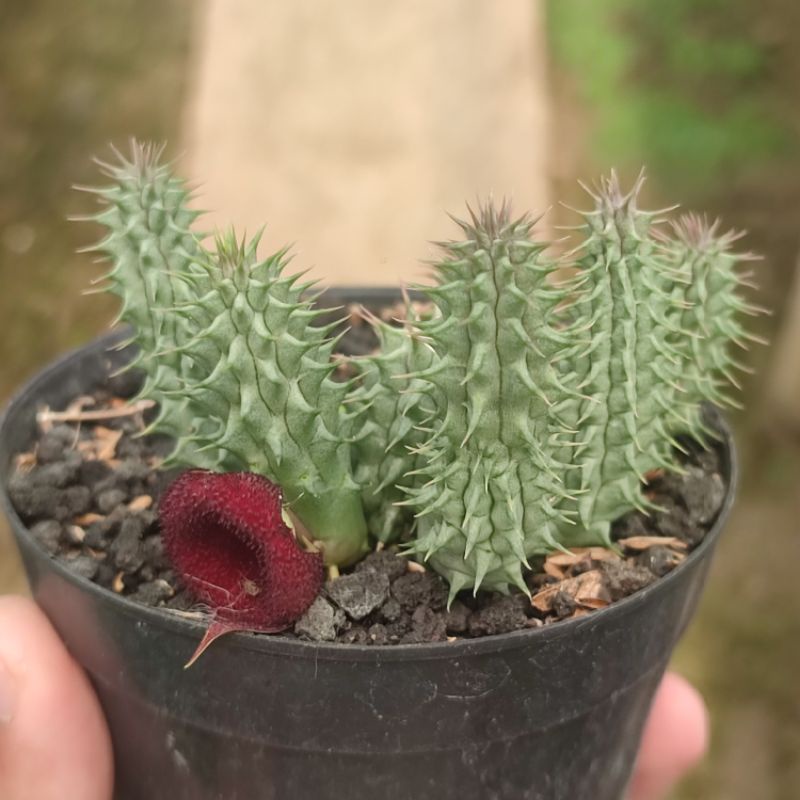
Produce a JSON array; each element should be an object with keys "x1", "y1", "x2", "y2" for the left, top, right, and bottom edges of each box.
[
  {"x1": 628, "y1": 671, "x2": 709, "y2": 800},
  {"x1": 0, "y1": 595, "x2": 113, "y2": 800}
]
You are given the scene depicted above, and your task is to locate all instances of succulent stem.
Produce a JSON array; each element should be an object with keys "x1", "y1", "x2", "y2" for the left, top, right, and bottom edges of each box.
[{"x1": 82, "y1": 148, "x2": 758, "y2": 595}]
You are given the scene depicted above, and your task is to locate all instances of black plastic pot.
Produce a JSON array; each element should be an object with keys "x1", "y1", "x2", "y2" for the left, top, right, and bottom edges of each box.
[{"x1": 0, "y1": 288, "x2": 737, "y2": 800}]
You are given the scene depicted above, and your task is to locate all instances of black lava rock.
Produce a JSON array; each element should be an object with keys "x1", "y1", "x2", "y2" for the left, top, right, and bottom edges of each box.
[
  {"x1": 551, "y1": 591, "x2": 577, "y2": 620},
  {"x1": 114, "y1": 459, "x2": 151, "y2": 485},
  {"x1": 141, "y1": 535, "x2": 171, "y2": 571},
  {"x1": 109, "y1": 515, "x2": 147, "y2": 572},
  {"x1": 96, "y1": 488, "x2": 128, "y2": 515},
  {"x1": 445, "y1": 600, "x2": 472, "y2": 634},
  {"x1": 30, "y1": 520, "x2": 62, "y2": 554},
  {"x1": 652, "y1": 496, "x2": 692, "y2": 540},
  {"x1": 326, "y1": 571, "x2": 390, "y2": 621},
  {"x1": 378, "y1": 597, "x2": 404, "y2": 623},
  {"x1": 366, "y1": 623, "x2": 389, "y2": 646},
  {"x1": 129, "y1": 579, "x2": 175, "y2": 606},
  {"x1": 68, "y1": 554, "x2": 100, "y2": 581},
  {"x1": 83, "y1": 508, "x2": 126, "y2": 549},
  {"x1": 599, "y1": 560, "x2": 656, "y2": 601},
  {"x1": 28, "y1": 487, "x2": 65, "y2": 520},
  {"x1": 611, "y1": 510, "x2": 650, "y2": 541},
  {"x1": 60, "y1": 486, "x2": 92, "y2": 517},
  {"x1": 37, "y1": 426, "x2": 76, "y2": 463},
  {"x1": 339, "y1": 626, "x2": 369, "y2": 645},
  {"x1": 467, "y1": 594, "x2": 529, "y2": 637},
  {"x1": 391, "y1": 571, "x2": 448, "y2": 612},
  {"x1": 78, "y1": 459, "x2": 114, "y2": 489},
  {"x1": 294, "y1": 596, "x2": 344, "y2": 642},
  {"x1": 401, "y1": 607, "x2": 447, "y2": 644},
  {"x1": 635, "y1": 546, "x2": 680, "y2": 578},
  {"x1": 32, "y1": 459, "x2": 81, "y2": 489},
  {"x1": 681, "y1": 467, "x2": 726, "y2": 526},
  {"x1": 353, "y1": 549, "x2": 409, "y2": 583}
]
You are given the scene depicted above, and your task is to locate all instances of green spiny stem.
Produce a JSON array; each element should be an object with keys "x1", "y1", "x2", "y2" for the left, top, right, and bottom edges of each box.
[
  {"x1": 351, "y1": 306, "x2": 436, "y2": 542},
  {"x1": 403, "y1": 203, "x2": 582, "y2": 599},
  {"x1": 81, "y1": 141, "x2": 222, "y2": 467},
  {"x1": 557, "y1": 174, "x2": 695, "y2": 545},
  {"x1": 169, "y1": 232, "x2": 369, "y2": 566},
  {"x1": 663, "y1": 214, "x2": 764, "y2": 417}
]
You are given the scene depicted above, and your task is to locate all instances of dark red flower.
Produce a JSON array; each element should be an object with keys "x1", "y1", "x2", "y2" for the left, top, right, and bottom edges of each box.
[{"x1": 159, "y1": 470, "x2": 324, "y2": 665}]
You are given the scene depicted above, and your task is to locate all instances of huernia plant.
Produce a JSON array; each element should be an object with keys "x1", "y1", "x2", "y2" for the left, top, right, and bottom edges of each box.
[
  {"x1": 80, "y1": 142, "x2": 759, "y2": 634},
  {"x1": 82, "y1": 146, "x2": 368, "y2": 569}
]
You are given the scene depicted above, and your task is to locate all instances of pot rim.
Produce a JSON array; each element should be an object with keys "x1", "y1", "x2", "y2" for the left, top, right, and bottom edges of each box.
[{"x1": 0, "y1": 325, "x2": 738, "y2": 665}]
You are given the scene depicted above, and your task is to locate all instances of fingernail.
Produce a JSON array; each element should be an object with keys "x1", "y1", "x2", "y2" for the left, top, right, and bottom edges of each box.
[{"x1": 0, "y1": 656, "x2": 16, "y2": 725}]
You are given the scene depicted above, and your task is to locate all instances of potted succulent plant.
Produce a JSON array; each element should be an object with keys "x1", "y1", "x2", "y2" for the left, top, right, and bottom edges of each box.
[{"x1": 0, "y1": 143, "x2": 761, "y2": 799}]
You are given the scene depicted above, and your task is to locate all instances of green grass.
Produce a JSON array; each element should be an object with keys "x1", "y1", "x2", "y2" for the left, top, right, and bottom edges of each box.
[{"x1": 547, "y1": 0, "x2": 789, "y2": 193}]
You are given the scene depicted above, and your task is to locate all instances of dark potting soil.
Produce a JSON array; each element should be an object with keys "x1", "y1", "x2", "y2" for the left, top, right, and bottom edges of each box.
[{"x1": 5, "y1": 311, "x2": 728, "y2": 645}]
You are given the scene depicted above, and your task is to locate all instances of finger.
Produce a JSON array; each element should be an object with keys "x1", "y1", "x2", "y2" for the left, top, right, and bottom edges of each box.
[
  {"x1": 0, "y1": 595, "x2": 113, "y2": 800},
  {"x1": 628, "y1": 671, "x2": 709, "y2": 800}
]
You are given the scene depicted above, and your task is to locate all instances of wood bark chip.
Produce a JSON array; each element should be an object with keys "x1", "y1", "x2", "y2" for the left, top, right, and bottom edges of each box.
[
  {"x1": 543, "y1": 560, "x2": 566, "y2": 580},
  {"x1": 112, "y1": 571, "x2": 126, "y2": 593},
  {"x1": 74, "y1": 512, "x2": 105, "y2": 526},
  {"x1": 531, "y1": 569, "x2": 611, "y2": 613},
  {"x1": 546, "y1": 547, "x2": 620, "y2": 567},
  {"x1": 128, "y1": 495, "x2": 153, "y2": 512},
  {"x1": 94, "y1": 426, "x2": 123, "y2": 461},
  {"x1": 77, "y1": 430, "x2": 123, "y2": 461},
  {"x1": 14, "y1": 451, "x2": 37, "y2": 472},
  {"x1": 618, "y1": 536, "x2": 688, "y2": 552},
  {"x1": 37, "y1": 398, "x2": 154, "y2": 427}
]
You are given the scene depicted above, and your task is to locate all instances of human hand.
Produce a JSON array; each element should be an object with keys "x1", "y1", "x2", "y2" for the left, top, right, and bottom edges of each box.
[
  {"x1": 628, "y1": 671, "x2": 710, "y2": 799},
  {"x1": 0, "y1": 595, "x2": 112, "y2": 800},
  {"x1": 0, "y1": 595, "x2": 707, "y2": 800}
]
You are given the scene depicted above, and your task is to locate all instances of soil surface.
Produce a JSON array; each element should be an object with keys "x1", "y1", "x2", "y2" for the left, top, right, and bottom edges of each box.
[{"x1": 6, "y1": 317, "x2": 728, "y2": 645}]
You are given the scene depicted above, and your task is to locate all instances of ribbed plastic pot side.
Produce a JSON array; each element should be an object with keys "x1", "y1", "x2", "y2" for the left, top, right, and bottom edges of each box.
[{"x1": 0, "y1": 290, "x2": 737, "y2": 800}]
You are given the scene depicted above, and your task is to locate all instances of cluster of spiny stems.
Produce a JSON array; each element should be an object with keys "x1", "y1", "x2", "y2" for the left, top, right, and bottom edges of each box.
[{"x1": 81, "y1": 143, "x2": 761, "y2": 601}]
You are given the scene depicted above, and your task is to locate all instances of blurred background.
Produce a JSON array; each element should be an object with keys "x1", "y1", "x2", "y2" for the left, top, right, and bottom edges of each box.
[{"x1": 1, "y1": 1, "x2": 798, "y2": 796}]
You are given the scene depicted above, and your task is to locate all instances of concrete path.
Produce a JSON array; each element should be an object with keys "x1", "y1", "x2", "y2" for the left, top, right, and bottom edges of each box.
[{"x1": 183, "y1": 0, "x2": 551, "y2": 285}]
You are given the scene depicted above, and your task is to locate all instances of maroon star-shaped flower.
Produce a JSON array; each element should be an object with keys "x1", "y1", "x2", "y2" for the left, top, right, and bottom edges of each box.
[{"x1": 159, "y1": 470, "x2": 324, "y2": 665}]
